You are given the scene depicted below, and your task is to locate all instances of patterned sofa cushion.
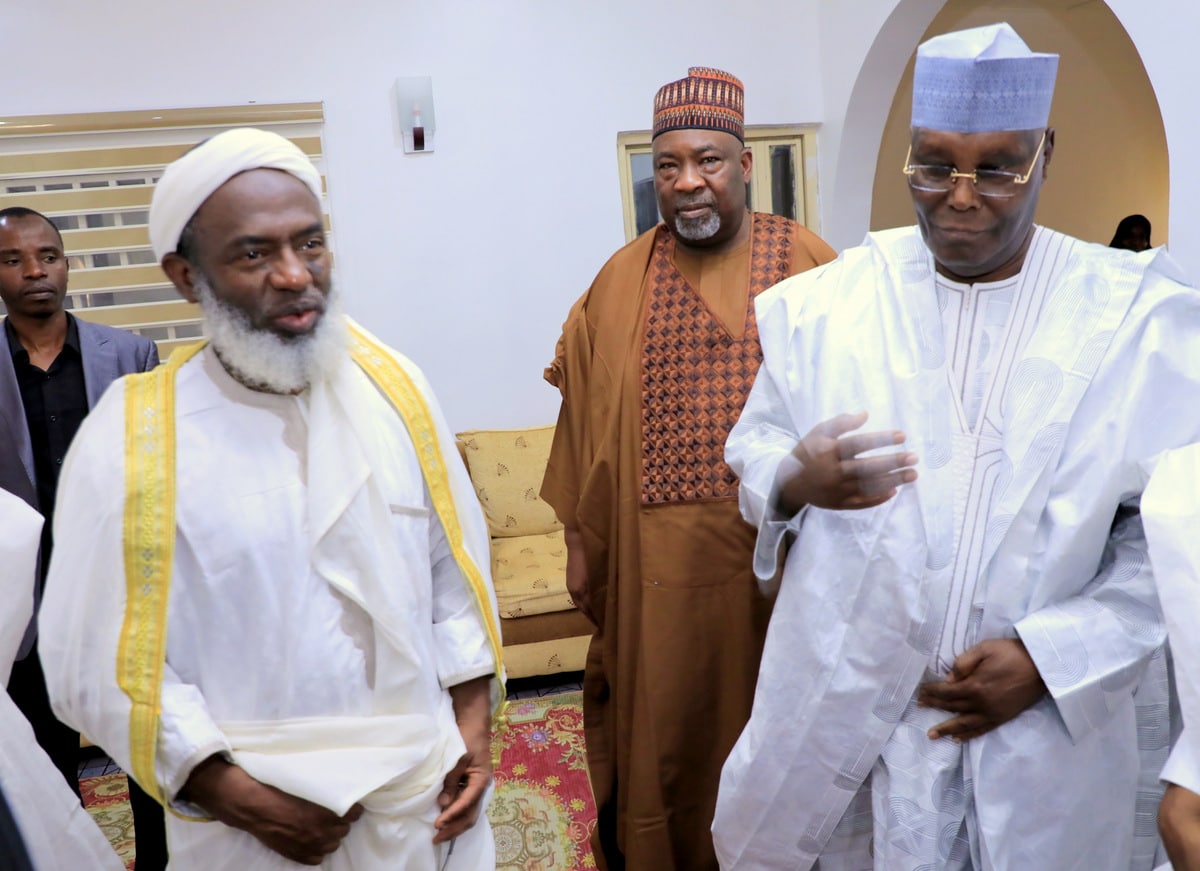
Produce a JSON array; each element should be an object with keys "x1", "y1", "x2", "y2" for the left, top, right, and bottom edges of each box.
[
  {"x1": 491, "y1": 530, "x2": 572, "y2": 619},
  {"x1": 502, "y1": 635, "x2": 591, "y2": 679},
  {"x1": 458, "y1": 425, "x2": 562, "y2": 538}
]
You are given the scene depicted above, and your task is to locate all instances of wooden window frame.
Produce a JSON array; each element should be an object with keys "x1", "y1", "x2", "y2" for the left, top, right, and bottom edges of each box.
[{"x1": 616, "y1": 124, "x2": 822, "y2": 243}]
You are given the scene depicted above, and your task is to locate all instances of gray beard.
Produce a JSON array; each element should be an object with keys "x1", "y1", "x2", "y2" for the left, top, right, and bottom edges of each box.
[
  {"x1": 193, "y1": 277, "x2": 347, "y2": 393},
  {"x1": 672, "y1": 210, "x2": 721, "y2": 242}
]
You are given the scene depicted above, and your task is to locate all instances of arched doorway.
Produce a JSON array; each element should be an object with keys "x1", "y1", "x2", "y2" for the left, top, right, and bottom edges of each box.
[
  {"x1": 870, "y1": 0, "x2": 1167, "y2": 249},
  {"x1": 828, "y1": 0, "x2": 1169, "y2": 253}
]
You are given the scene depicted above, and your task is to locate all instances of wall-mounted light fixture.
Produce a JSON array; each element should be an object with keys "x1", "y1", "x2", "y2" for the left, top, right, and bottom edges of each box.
[{"x1": 395, "y1": 76, "x2": 435, "y2": 154}]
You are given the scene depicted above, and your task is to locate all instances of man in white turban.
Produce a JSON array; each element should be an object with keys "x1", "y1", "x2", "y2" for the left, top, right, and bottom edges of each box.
[
  {"x1": 713, "y1": 22, "x2": 1200, "y2": 870},
  {"x1": 38, "y1": 127, "x2": 504, "y2": 870}
]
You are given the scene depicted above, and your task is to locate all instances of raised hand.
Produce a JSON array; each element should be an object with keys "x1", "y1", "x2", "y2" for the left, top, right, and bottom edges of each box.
[{"x1": 773, "y1": 411, "x2": 919, "y2": 515}]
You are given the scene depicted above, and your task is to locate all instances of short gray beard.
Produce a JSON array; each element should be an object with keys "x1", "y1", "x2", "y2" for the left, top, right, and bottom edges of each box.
[
  {"x1": 193, "y1": 276, "x2": 347, "y2": 394},
  {"x1": 672, "y1": 210, "x2": 721, "y2": 242}
]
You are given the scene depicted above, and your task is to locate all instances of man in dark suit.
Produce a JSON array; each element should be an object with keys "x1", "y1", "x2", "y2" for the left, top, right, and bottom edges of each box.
[{"x1": 0, "y1": 206, "x2": 166, "y2": 868}]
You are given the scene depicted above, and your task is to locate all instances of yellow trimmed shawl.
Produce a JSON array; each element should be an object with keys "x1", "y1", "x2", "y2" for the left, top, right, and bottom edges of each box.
[{"x1": 119, "y1": 322, "x2": 504, "y2": 804}]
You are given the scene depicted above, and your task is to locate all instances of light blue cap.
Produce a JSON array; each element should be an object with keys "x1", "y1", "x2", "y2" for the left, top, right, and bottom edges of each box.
[{"x1": 912, "y1": 22, "x2": 1058, "y2": 132}]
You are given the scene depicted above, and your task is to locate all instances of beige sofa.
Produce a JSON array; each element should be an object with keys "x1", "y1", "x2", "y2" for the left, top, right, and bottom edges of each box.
[{"x1": 456, "y1": 424, "x2": 591, "y2": 680}]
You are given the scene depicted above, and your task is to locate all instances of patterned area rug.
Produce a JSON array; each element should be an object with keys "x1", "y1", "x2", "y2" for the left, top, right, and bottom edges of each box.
[
  {"x1": 491, "y1": 691, "x2": 595, "y2": 869},
  {"x1": 80, "y1": 772, "x2": 136, "y2": 870},
  {"x1": 80, "y1": 691, "x2": 596, "y2": 870}
]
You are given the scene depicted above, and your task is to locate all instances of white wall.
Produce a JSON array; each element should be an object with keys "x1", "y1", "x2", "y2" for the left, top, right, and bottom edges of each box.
[
  {"x1": 816, "y1": 0, "x2": 944, "y2": 249},
  {"x1": 5, "y1": 0, "x2": 823, "y2": 431},
  {"x1": 1109, "y1": 0, "x2": 1200, "y2": 277},
  {"x1": 7, "y1": 0, "x2": 1196, "y2": 427}
]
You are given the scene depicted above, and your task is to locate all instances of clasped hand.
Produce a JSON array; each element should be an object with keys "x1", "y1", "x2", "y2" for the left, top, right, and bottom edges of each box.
[
  {"x1": 773, "y1": 411, "x2": 919, "y2": 515},
  {"x1": 182, "y1": 740, "x2": 491, "y2": 863},
  {"x1": 181, "y1": 756, "x2": 363, "y2": 865},
  {"x1": 918, "y1": 638, "x2": 1048, "y2": 742}
]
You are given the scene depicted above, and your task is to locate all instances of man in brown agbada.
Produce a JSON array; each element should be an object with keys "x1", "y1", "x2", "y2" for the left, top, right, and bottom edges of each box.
[{"x1": 540, "y1": 67, "x2": 836, "y2": 871}]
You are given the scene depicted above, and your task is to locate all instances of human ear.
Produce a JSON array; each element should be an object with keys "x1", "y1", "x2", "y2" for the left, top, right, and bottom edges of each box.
[{"x1": 161, "y1": 252, "x2": 200, "y2": 303}]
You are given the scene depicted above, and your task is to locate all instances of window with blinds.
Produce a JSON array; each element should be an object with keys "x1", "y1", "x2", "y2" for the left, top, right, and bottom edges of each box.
[{"x1": 0, "y1": 103, "x2": 329, "y2": 356}]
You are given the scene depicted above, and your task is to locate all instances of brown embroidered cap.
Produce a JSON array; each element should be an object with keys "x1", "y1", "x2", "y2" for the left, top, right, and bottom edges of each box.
[{"x1": 652, "y1": 67, "x2": 745, "y2": 142}]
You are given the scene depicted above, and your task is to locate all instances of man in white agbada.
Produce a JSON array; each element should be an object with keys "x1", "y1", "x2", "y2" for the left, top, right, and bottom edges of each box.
[
  {"x1": 37, "y1": 127, "x2": 504, "y2": 870},
  {"x1": 715, "y1": 22, "x2": 1200, "y2": 871},
  {"x1": 1144, "y1": 446, "x2": 1200, "y2": 870},
  {"x1": 0, "y1": 487, "x2": 123, "y2": 870}
]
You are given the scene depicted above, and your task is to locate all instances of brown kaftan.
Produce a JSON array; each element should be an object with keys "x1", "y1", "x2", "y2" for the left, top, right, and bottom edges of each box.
[{"x1": 542, "y1": 213, "x2": 835, "y2": 870}]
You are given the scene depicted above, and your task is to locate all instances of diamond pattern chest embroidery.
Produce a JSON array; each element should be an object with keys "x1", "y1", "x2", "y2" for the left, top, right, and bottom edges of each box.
[{"x1": 640, "y1": 213, "x2": 797, "y2": 504}]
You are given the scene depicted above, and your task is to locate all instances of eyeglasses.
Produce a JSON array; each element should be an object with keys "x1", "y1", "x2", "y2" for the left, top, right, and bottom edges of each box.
[{"x1": 902, "y1": 131, "x2": 1046, "y2": 198}]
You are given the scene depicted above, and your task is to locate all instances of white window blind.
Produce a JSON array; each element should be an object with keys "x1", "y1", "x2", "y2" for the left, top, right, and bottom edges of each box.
[{"x1": 0, "y1": 103, "x2": 329, "y2": 356}]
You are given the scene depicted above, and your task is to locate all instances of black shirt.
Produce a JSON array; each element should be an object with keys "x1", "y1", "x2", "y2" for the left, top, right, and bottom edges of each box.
[{"x1": 6, "y1": 314, "x2": 88, "y2": 565}]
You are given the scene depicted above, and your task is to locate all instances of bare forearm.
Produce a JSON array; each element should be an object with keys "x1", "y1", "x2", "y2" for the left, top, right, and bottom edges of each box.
[
  {"x1": 449, "y1": 675, "x2": 493, "y2": 746},
  {"x1": 562, "y1": 525, "x2": 597, "y2": 624},
  {"x1": 771, "y1": 453, "x2": 808, "y2": 517},
  {"x1": 180, "y1": 754, "x2": 283, "y2": 834},
  {"x1": 178, "y1": 754, "x2": 239, "y2": 818},
  {"x1": 436, "y1": 676, "x2": 495, "y2": 843},
  {"x1": 179, "y1": 753, "x2": 361, "y2": 865}
]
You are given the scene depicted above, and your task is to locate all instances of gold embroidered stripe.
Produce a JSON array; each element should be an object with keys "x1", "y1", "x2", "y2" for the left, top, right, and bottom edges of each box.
[
  {"x1": 118, "y1": 340, "x2": 204, "y2": 806},
  {"x1": 348, "y1": 322, "x2": 507, "y2": 717}
]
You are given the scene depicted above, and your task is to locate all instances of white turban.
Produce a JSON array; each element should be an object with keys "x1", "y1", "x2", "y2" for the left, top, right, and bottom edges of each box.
[{"x1": 149, "y1": 127, "x2": 323, "y2": 262}]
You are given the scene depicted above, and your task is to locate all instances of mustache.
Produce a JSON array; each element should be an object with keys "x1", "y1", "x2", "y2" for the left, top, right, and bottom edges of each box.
[
  {"x1": 272, "y1": 294, "x2": 327, "y2": 317},
  {"x1": 674, "y1": 195, "x2": 717, "y2": 211}
]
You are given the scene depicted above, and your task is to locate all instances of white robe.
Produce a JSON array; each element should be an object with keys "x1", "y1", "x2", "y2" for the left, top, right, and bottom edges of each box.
[
  {"x1": 39, "y1": 343, "x2": 501, "y2": 870},
  {"x1": 1145, "y1": 445, "x2": 1200, "y2": 790},
  {"x1": 0, "y1": 489, "x2": 124, "y2": 870},
  {"x1": 1143, "y1": 443, "x2": 1200, "y2": 871},
  {"x1": 716, "y1": 226, "x2": 1200, "y2": 871}
]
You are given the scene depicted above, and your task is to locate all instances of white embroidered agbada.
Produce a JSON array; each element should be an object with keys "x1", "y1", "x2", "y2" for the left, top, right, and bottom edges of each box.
[
  {"x1": 39, "y1": 334, "x2": 502, "y2": 870},
  {"x1": 715, "y1": 226, "x2": 1200, "y2": 871},
  {"x1": 0, "y1": 489, "x2": 124, "y2": 870}
]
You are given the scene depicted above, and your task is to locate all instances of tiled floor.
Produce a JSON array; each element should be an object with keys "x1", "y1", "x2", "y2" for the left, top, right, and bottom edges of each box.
[
  {"x1": 75, "y1": 671, "x2": 587, "y2": 779},
  {"x1": 78, "y1": 747, "x2": 122, "y2": 780}
]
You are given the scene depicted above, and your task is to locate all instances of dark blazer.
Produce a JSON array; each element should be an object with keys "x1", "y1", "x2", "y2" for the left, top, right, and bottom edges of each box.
[{"x1": 0, "y1": 315, "x2": 159, "y2": 655}]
